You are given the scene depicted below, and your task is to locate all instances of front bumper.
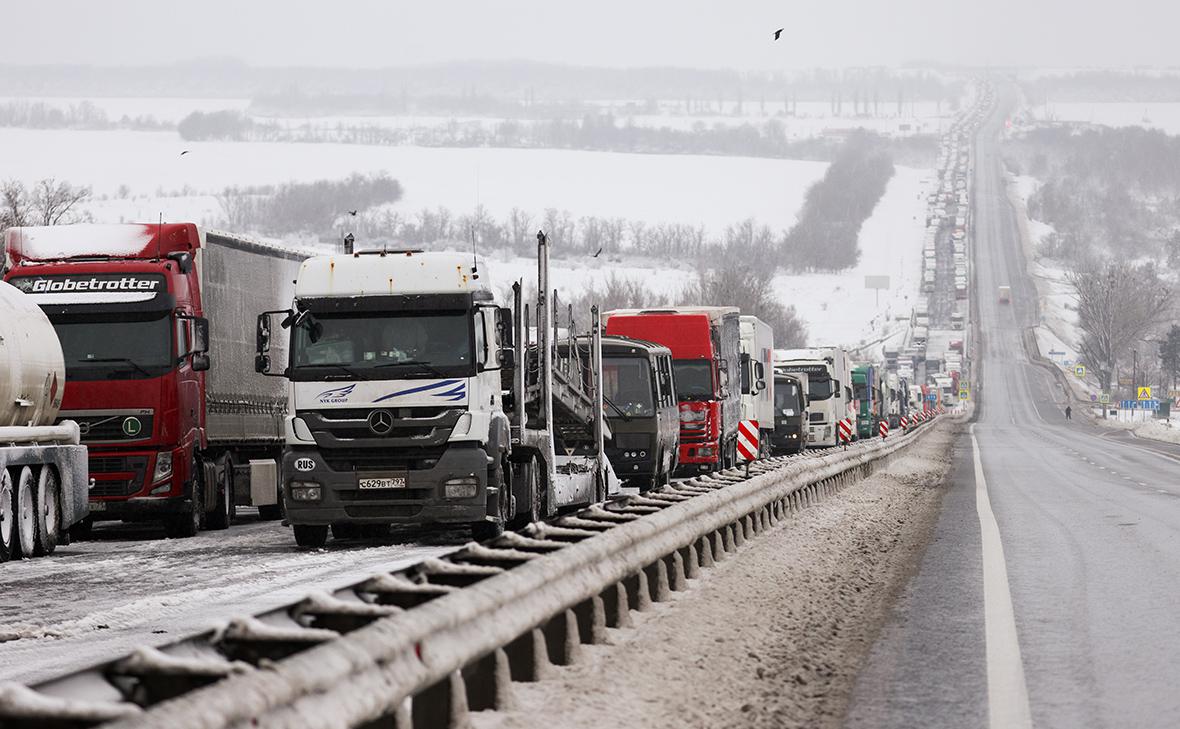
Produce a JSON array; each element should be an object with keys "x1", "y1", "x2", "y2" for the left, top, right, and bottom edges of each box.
[
  {"x1": 87, "y1": 495, "x2": 191, "y2": 521},
  {"x1": 606, "y1": 448, "x2": 658, "y2": 481},
  {"x1": 282, "y1": 442, "x2": 493, "y2": 526},
  {"x1": 770, "y1": 424, "x2": 805, "y2": 454}
]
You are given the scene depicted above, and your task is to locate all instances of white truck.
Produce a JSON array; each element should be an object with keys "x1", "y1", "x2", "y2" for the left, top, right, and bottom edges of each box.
[
  {"x1": 0, "y1": 280, "x2": 88, "y2": 561},
  {"x1": 256, "y1": 234, "x2": 616, "y2": 546},
  {"x1": 738, "y1": 315, "x2": 774, "y2": 455},
  {"x1": 775, "y1": 347, "x2": 855, "y2": 447}
]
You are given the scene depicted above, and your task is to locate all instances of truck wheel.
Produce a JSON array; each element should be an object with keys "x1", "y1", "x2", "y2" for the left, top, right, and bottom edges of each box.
[
  {"x1": 34, "y1": 466, "x2": 60, "y2": 556},
  {"x1": 164, "y1": 463, "x2": 202, "y2": 539},
  {"x1": 508, "y1": 457, "x2": 544, "y2": 530},
  {"x1": 206, "y1": 457, "x2": 234, "y2": 531},
  {"x1": 14, "y1": 467, "x2": 37, "y2": 558},
  {"x1": 293, "y1": 524, "x2": 328, "y2": 548},
  {"x1": 472, "y1": 462, "x2": 509, "y2": 542},
  {"x1": 0, "y1": 469, "x2": 14, "y2": 562}
]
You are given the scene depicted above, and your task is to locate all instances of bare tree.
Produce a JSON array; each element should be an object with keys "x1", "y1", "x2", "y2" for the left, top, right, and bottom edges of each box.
[
  {"x1": 216, "y1": 186, "x2": 255, "y2": 230},
  {"x1": 32, "y1": 178, "x2": 91, "y2": 226},
  {"x1": 505, "y1": 208, "x2": 532, "y2": 254},
  {"x1": 0, "y1": 179, "x2": 32, "y2": 231},
  {"x1": 686, "y1": 241, "x2": 807, "y2": 347},
  {"x1": 1068, "y1": 260, "x2": 1172, "y2": 393}
]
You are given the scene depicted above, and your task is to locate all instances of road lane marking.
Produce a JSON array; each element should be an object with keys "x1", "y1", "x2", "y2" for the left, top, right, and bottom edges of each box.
[{"x1": 971, "y1": 424, "x2": 1034, "y2": 729}]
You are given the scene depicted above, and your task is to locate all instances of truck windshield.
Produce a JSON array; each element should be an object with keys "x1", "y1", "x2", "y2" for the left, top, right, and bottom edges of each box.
[
  {"x1": 603, "y1": 357, "x2": 654, "y2": 417},
  {"x1": 672, "y1": 359, "x2": 714, "y2": 401},
  {"x1": 854, "y1": 382, "x2": 870, "y2": 402},
  {"x1": 804, "y1": 375, "x2": 834, "y2": 401},
  {"x1": 290, "y1": 311, "x2": 473, "y2": 379},
  {"x1": 50, "y1": 313, "x2": 173, "y2": 381},
  {"x1": 774, "y1": 380, "x2": 801, "y2": 415}
]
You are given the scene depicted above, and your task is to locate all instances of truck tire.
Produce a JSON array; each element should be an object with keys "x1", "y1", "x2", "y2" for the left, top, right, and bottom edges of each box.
[
  {"x1": 472, "y1": 461, "x2": 509, "y2": 542},
  {"x1": 206, "y1": 456, "x2": 234, "y2": 531},
  {"x1": 0, "y1": 468, "x2": 14, "y2": 562},
  {"x1": 34, "y1": 466, "x2": 60, "y2": 556},
  {"x1": 164, "y1": 461, "x2": 202, "y2": 539},
  {"x1": 508, "y1": 457, "x2": 544, "y2": 530},
  {"x1": 293, "y1": 524, "x2": 328, "y2": 548},
  {"x1": 14, "y1": 467, "x2": 37, "y2": 558}
]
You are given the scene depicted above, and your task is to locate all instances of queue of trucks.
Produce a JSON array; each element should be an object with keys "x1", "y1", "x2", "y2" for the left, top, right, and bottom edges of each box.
[{"x1": 2, "y1": 210, "x2": 956, "y2": 552}]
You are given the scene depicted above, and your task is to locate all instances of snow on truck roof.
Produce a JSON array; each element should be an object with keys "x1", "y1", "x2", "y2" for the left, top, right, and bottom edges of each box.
[{"x1": 294, "y1": 250, "x2": 491, "y2": 299}]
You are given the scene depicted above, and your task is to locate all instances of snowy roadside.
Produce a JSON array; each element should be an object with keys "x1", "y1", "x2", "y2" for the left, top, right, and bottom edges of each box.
[
  {"x1": 473, "y1": 424, "x2": 958, "y2": 729},
  {"x1": 0, "y1": 521, "x2": 456, "y2": 685}
]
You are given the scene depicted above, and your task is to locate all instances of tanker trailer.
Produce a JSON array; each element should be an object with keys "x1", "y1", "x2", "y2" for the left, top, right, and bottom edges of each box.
[{"x1": 0, "y1": 280, "x2": 88, "y2": 561}]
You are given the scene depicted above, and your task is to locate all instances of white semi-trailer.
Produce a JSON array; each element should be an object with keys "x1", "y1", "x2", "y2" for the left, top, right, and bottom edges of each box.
[
  {"x1": 257, "y1": 234, "x2": 616, "y2": 547},
  {"x1": 738, "y1": 315, "x2": 774, "y2": 454},
  {"x1": 0, "y1": 280, "x2": 88, "y2": 561},
  {"x1": 775, "y1": 347, "x2": 855, "y2": 447}
]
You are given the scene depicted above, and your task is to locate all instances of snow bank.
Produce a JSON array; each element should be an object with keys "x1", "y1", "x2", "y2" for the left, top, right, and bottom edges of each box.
[{"x1": 6, "y1": 223, "x2": 154, "y2": 260}]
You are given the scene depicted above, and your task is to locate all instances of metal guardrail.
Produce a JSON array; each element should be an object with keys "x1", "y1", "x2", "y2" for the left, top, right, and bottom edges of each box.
[{"x1": 0, "y1": 417, "x2": 949, "y2": 729}]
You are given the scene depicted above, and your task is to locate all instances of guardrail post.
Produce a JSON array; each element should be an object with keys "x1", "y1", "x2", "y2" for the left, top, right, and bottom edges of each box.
[
  {"x1": 543, "y1": 609, "x2": 582, "y2": 665},
  {"x1": 645, "y1": 559, "x2": 671, "y2": 602},
  {"x1": 505, "y1": 627, "x2": 551, "y2": 682},
  {"x1": 732, "y1": 521, "x2": 746, "y2": 547},
  {"x1": 681, "y1": 544, "x2": 700, "y2": 579},
  {"x1": 573, "y1": 596, "x2": 607, "y2": 645},
  {"x1": 624, "y1": 570, "x2": 653, "y2": 611},
  {"x1": 716, "y1": 528, "x2": 731, "y2": 557},
  {"x1": 668, "y1": 551, "x2": 687, "y2": 591},
  {"x1": 412, "y1": 670, "x2": 470, "y2": 729},
  {"x1": 602, "y1": 582, "x2": 633, "y2": 628},
  {"x1": 462, "y1": 648, "x2": 514, "y2": 712},
  {"x1": 698, "y1": 535, "x2": 715, "y2": 568}
]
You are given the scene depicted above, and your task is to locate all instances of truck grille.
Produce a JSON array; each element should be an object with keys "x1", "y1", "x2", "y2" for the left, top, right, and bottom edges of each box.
[
  {"x1": 809, "y1": 412, "x2": 826, "y2": 423},
  {"x1": 320, "y1": 447, "x2": 448, "y2": 473},
  {"x1": 60, "y1": 412, "x2": 153, "y2": 444},
  {"x1": 299, "y1": 408, "x2": 461, "y2": 449},
  {"x1": 89, "y1": 455, "x2": 149, "y2": 497}
]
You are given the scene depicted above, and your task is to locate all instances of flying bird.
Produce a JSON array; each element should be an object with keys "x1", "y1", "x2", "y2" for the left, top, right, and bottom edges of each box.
[
  {"x1": 773, "y1": 28, "x2": 784, "y2": 40},
  {"x1": 592, "y1": 247, "x2": 603, "y2": 258},
  {"x1": 180, "y1": 150, "x2": 191, "y2": 156},
  {"x1": 348, "y1": 210, "x2": 358, "y2": 216}
]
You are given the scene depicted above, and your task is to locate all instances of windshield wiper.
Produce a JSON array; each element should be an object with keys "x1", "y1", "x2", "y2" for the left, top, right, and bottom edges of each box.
[
  {"x1": 373, "y1": 360, "x2": 448, "y2": 378},
  {"x1": 83, "y1": 357, "x2": 153, "y2": 378},
  {"x1": 602, "y1": 396, "x2": 632, "y2": 422},
  {"x1": 301, "y1": 363, "x2": 370, "y2": 381}
]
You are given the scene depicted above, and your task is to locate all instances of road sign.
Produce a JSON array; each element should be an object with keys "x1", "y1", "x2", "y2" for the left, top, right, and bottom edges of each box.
[
  {"x1": 959, "y1": 388, "x2": 969, "y2": 400},
  {"x1": 1100, "y1": 393, "x2": 1111, "y2": 404},
  {"x1": 1143, "y1": 399, "x2": 1161, "y2": 411},
  {"x1": 737, "y1": 420, "x2": 760, "y2": 461},
  {"x1": 1074, "y1": 364, "x2": 1086, "y2": 378},
  {"x1": 878, "y1": 420, "x2": 889, "y2": 439},
  {"x1": 1090, "y1": 394, "x2": 1097, "y2": 402},
  {"x1": 1120, "y1": 400, "x2": 1138, "y2": 410},
  {"x1": 1119, "y1": 377, "x2": 1133, "y2": 386},
  {"x1": 836, "y1": 419, "x2": 853, "y2": 444},
  {"x1": 926, "y1": 393, "x2": 937, "y2": 402},
  {"x1": 1138, "y1": 386, "x2": 1153, "y2": 401}
]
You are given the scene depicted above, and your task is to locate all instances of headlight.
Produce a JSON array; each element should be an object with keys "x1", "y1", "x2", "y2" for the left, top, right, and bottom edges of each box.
[
  {"x1": 290, "y1": 481, "x2": 322, "y2": 501},
  {"x1": 443, "y1": 476, "x2": 479, "y2": 499},
  {"x1": 152, "y1": 452, "x2": 173, "y2": 483}
]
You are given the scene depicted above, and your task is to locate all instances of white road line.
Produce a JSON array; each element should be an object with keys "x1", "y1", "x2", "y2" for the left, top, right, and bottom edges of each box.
[{"x1": 971, "y1": 424, "x2": 1034, "y2": 729}]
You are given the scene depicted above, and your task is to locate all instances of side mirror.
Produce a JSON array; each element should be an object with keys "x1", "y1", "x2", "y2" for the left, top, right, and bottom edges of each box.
[
  {"x1": 754, "y1": 379, "x2": 766, "y2": 393},
  {"x1": 193, "y1": 317, "x2": 210, "y2": 354},
  {"x1": 256, "y1": 313, "x2": 272, "y2": 354},
  {"x1": 499, "y1": 347, "x2": 516, "y2": 370},
  {"x1": 255, "y1": 353, "x2": 271, "y2": 374},
  {"x1": 498, "y1": 306, "x2": 514, "y2": 348},
  {"x1": 192, "y1": 353, "x2": 211, "y2": 372}
]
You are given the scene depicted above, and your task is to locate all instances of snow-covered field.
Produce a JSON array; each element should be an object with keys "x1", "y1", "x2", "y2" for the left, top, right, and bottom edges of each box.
[
  {"x1": 0, "y1": 128, "x2": 828, "y2": 235},
  {"x1": 1026, "y1": 102, "x2": 1180, "y2": 135}
]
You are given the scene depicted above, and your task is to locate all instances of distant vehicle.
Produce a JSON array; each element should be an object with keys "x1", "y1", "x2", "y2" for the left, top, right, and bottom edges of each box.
[
  {"x1": 951, "y1": 311, "x2": 965, "y2": 329},
  {"x1": 738, "y1": 316, "x2": 775, "y2": 455},
  {"x1": 852, "y1": 364, "x2": 881, "y2": 439},
  {"x1": 606, "y1": 307, "x2": 742, "y2": 473},
  {"x1": 0, "y1": 281, "x2": 89, "y2": 561},
  {"x1": 912, "y1": 327, "x2": 929, "y2": 348},
  {"x1": 776, "y1": 347, "x2": 855, "y2": 447},
  {"x1": 598, "y1": 337, "x2": 679, "y2": 492},
  {"x1": 770, "y1": 372, "x2": 808, "y2": 456},
  {"x1": 999, "y1": 285, "x2": 1012, "y2": 303},
  {"x1": 923, "y1": 270, "x2": 936, "y2": 292}
]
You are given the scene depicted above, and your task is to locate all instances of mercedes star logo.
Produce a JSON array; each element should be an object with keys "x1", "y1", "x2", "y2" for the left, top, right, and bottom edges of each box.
[{"x1": 367, "y1": 409, "x2": 395, "y2": 436}]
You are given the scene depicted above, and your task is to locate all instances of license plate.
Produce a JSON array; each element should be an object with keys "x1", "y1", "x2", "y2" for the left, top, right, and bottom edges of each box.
[
  {"x1": 358, "y1": 476, "x2": 407, "y2": 490},
  {"x1": 89, "y1": 500, "x2": 107, "y2": 511}
]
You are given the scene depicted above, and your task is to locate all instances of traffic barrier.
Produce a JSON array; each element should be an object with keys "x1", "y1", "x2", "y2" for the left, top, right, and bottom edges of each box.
[
  {"x1": 0, "y1": 421, "x2": 956, "y2": 729},
  {"x1": 900, "y1": 415, "x2": 909, "y2": 430},
  {"x1": 878, "y1": 420, "x2": 889, "y2": 438},
  {"x1": 837, "y1": 418, "x2": 853, "y2": 445},
  {"x1": 737, "y1": 420, "x2": 759, "y2": 462}
]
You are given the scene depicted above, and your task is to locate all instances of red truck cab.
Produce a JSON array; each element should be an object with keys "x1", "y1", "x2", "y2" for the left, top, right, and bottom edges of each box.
[
  {"x1": 604, "y1": 309, "x2": 741, "y2": 473},
  {"x1": 4, "y1": 224, "x2": 212, "y2": 537}
]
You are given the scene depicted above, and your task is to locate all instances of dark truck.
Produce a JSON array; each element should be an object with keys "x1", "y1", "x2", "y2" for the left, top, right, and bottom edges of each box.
[
  {"x1": 599, "y1": 336, "x2": 679, "y2": 491},
  {"x1": 770, "y1": 371, "x2": 809, "y2": 455}
]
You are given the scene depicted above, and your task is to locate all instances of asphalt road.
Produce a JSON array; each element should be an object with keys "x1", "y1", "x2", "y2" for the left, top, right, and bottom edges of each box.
[{"x1": 846, "y1": 84, "x2": 1180, "y2": 729}]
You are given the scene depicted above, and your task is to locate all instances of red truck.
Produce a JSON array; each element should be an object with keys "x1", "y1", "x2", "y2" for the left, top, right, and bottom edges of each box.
[
  {"x1": 3, "y1": 224, "x2": 304, "y2": 538},
  {"x1": 604, "y1": 307, "x2": 741, "y2": 474}
]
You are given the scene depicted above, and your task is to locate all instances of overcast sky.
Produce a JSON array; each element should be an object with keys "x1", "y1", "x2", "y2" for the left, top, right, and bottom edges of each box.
[{"x1": 4, "y1": 0, "x2": 1179, "y2": 70}]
